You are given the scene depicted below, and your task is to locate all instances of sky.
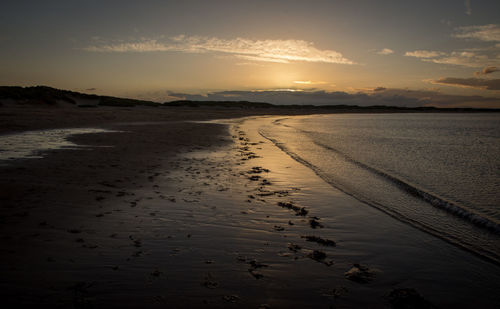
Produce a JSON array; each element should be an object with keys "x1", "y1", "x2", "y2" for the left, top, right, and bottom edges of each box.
[{"x1": 1, "y1": 0, "x2": 500, "y2": 107}]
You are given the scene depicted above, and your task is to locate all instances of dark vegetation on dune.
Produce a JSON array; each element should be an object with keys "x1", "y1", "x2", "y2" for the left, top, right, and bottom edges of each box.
[
  {"x1": 1, "y1": 85, "x2": 498, "y2": 112},
  {"x1": 0, "y1": 86, "x2": 160, "y2": 107}
]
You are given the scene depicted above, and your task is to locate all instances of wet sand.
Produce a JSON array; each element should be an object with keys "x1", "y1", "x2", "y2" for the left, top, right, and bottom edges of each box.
[
  {"x1": 235, "y1": 117, "x2": 500, "y2": 308},
  {"x1": 1, "y1": 107, "x2": 500, "y2": 308}
]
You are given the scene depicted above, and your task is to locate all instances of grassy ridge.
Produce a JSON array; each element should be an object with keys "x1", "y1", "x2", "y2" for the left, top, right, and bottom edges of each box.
[{"x1": 0, "y1": 86, "x2": 160, "y2": 107}]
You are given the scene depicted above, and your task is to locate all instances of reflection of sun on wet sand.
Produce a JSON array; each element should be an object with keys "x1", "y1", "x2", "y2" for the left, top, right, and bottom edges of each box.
[{"x1": 1, "y1": 107, "x2": 500, "y2": 308}]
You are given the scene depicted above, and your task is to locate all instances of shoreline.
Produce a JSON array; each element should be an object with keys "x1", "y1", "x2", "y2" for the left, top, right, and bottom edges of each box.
[
  {"x1": 257, "y1": 114, "x2": 500, "y2": 266},
  {"x1": 2, "y1": 104, "x2": 498, "y2": 136},
  {"x1": 237, "y1": 116, "x2": 500, "y2": 307},
  {"x1": 0, "y1": 110, "x2": 499, "y2": 307}
]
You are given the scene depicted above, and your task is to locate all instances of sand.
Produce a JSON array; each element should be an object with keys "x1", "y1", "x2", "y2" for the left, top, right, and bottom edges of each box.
[{"x1": 1, "y1": 106, "x2": 500, "y2": 308}]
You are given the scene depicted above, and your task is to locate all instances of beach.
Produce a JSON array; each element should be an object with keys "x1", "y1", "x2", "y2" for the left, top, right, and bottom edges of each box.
[
  {"x1": 1, "y1": 106, "x2": 500, "y2": 308},
  {"x1": 3, "y1": 0, "x2": 500, "y2": 307}
]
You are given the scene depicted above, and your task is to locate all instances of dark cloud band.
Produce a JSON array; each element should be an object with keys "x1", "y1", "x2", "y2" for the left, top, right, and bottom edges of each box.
[
  {"x1": 166, "y1": 88, "x2": 500, "y2": 108},
  {"x1": 433, "y1": 77, "x2": 500, "y2": 90}
]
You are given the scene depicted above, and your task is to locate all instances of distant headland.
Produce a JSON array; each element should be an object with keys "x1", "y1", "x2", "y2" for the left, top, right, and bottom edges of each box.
[{"x1": 1, "y1": 85, "x2": 499, "y2": 112}]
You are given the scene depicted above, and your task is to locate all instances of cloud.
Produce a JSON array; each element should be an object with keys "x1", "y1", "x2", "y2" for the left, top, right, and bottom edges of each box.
[
  {"x1": 404, "y1": 24, "x2": 500, "y2": 68},
  {"x1": 293, "y1": 80, "x2": 328, "y2": 85},
  {"x1": 84, "y1": 35, "x2": 355, "y2": 65},
  {"x1": 234, "y1": 54, "x2": 289, "y2": 63},
  {"x1": 234, "y1": 61, "x2": 267, "y2": 67},
  {"x1": 165, "y1": 88, "x2": 499, "y2": 108},
  {"x1": 475, "y1": 66, "x2": 499, "y2": 75},
  {"x1": 84, "y1": 40, "x2": 173, "y2": 53},
  {"x1": 405, "y1": 50, "x2": 444, "y2": 58},
  {"x1": 406, "y1": 50, "x2": 498, "y2": 67},
  {"x1": 454, "y1": 24, "x2": 500, "y2": 42},
  {"x1": 427, "y1": 51, "x2": 494, "y2": 67},
  {"x1": 432, "y1": 77, "x2": 500, "y2": 90},
  {"x1": 85, "y1": 87, "x2": 97, "y2": 91},
  {"x1": 377, "y1": 48, "x2": 394, "y2": 55},
  {"x1": 465, "y1": 0, "x2": 472, "y2": 16}
]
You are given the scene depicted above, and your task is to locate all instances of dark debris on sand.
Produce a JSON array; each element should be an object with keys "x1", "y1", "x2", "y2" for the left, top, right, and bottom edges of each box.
[
  {"x1": 344, "y1": 263, "x2": 376, "y2": 283},
  {"x1": 150, "y1": 269, "x2": 162, "y2": 277},
  {"x1": 247, "y1": 166, "x2": 270, "y2": 174},
  {"x1": 237, "y1": 258, "x2": 268, "y2": 279},
  {"x1": 248, "y1": 259, "x2": 269, "y2": 269},
  {"x1": 302, "y1": 235, "x2": 336, "y2": 247},
  {"x1": 68, "y1": 281, "x2": 94, "y2": 308},
  {"x1": 202, "y1": 273, "x2": 218, "y2": 289},
  {"x1": 277, "y1": 201, "x2": 308, "y2": 216},
  {"x1": 388, "y1": 288, "x2": 434, "y2": 309},
  {"x1": 287, "y1": 243, "x2": 302, "y2": 252},
  {"x1": 249, "y1": 269, "x2": 264, "y2": 279},
  {"x1": 222, "y1": 295, "x2": 240, "y2": 303},
  {"x1": 308, "y1": 250, "x2": 334, "y2": 266},
  {"x1": 310, "y1": 250, "x2": 326, "y2": 260},
  {"x1": 309, "y1": 218, "x2": 324, "y2": 229},
  {"x1": 260, "y1": 179, "x2": 272, "y2": 186},
  {"x1": 323, "y1": 286, "x2": 349, "y2": 299}
]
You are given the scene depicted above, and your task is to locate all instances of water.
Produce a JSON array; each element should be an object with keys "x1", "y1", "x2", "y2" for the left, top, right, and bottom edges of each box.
[
  {"x1": 0, "y1": 128, "x2": 118, "y2": 162},
  {"x1": 259, "y1": 113, "x2": 500, "y2": 264}
]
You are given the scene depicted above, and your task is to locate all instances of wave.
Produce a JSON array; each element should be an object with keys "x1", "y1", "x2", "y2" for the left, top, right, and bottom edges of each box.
[
  {"x1": 267, "y1": 117, "x2": 500, "y2": 234},
  {"x1": 259, "y1": 124, "x2": 500, "y2": 265},
  {"x1": 311, "y1": 140, "x2": 500, "y2": 234}
]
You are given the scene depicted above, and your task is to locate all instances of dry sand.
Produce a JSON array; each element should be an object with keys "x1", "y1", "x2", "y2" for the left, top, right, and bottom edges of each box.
[{"x1": 1, "y1": 106, "x2": 500, "y2": 308}]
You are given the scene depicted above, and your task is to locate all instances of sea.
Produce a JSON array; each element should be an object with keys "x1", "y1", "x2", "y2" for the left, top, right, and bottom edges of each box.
[{"x1": 259, "y1": 113, "x2": 500, "y2": 264}]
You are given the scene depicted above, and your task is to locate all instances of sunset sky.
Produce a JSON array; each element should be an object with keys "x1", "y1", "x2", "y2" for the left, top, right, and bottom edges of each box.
[{"x1": 1, "y1": 0, "x2": 499, "y2": 107}]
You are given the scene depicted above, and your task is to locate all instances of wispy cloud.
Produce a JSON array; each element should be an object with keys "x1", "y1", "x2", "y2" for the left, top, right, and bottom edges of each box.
[
  {"x1": 84, "y1": 35, "x2": 355, "y2": 65},
  {"x1": 427, "y1": 51, "x2": 494, "y2": 67},
  {"x1": 406, "y1": 48, "x2": 499, "y2": 68},
  {"x1": 234, "y1": 54, "x2": 289, "y2": 63},
  {"x1": 293, "y1": 80, "x2": 328, "y2": 85},
  {"x1": 404, "y1": 24, "x2": 500, "y2": 68},
  {"x1": 454, "y1": 24, "x2": 500, "y2": 42},
  {"x1": 475, "y1": 66, "x2": 499, "y2": 76},
  {"x1": 377, "y1": 48, "x2": 394, "y2": 55},
  {"x1": 405, "y1": 50, "x2": 493, "y2": 67},
  {"x1": 405, "y1": 50, "x2": 444, "y2": 58},
  {"x1": 84, "y1": 40, "x2": 172, "y2": 52},
  {"x1": 432, "y1": 77, "x2": 500, "y2": 90}
]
